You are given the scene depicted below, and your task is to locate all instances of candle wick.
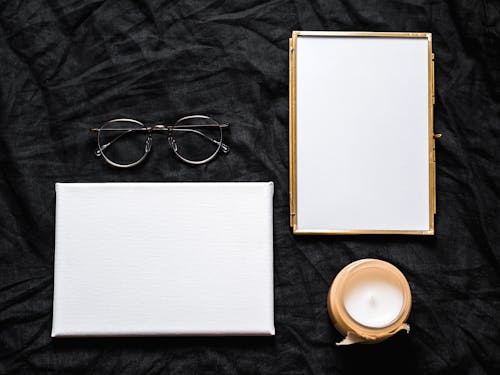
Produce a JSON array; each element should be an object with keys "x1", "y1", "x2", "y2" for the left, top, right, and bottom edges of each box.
[{"x1": 369, "y1": 295, "x2": 376, "y2": 306}]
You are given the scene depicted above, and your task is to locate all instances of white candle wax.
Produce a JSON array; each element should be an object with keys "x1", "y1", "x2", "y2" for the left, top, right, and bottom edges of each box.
[{"x1": 343, "y1": 269, "x2": 404, "y2": 328}]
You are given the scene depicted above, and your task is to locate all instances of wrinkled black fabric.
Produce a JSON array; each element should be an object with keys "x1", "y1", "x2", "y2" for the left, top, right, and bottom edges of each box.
[{"x1": 1, "y1": 1, "x2": 499, "y2": 374}]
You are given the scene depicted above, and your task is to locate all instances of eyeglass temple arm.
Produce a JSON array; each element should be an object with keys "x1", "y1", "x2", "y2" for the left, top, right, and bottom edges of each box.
[
  {"x1": 89, "y1": 123, "x2": 229, "y2": 132},
  {"x1": 92, "y1": 128, "x2": 229, "y2": 156},
  {"x1": 94, "y1": 130, "x2": 138, "y2": 157},
  {"x1": 171, "y1": 123, "x2": 229, "y2": 129},
  {"x1": 172, "y1": 128, "x2": 230, "y2": 153}
]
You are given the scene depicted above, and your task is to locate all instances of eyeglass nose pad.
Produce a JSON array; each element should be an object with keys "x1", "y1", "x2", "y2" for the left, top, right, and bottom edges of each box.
[
  {"x1": 168, "y1": 136, "x2": 178, "y2": 152},
  {"x1": 145, "y1": 136, "x2": 153, "y2": 152}
]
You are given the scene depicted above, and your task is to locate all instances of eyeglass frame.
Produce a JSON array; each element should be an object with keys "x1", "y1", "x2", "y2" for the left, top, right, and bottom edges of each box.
[{"x1": 90, "y1": 115, "x2": 230, "y2": 168}]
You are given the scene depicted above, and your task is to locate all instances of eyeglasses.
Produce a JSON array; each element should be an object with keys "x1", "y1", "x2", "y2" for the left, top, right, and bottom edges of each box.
[{"x1": 90, "y1": 115, "x2": 230, "y2": 168}]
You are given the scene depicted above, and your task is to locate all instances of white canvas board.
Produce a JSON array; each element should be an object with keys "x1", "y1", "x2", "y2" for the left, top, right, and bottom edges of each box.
[
  {"x1": 295, "y1": 35, "x2": 430, "y2": 231},
  {"x1": 52, "y1": 182, "x2": 274, "y2": 337}
]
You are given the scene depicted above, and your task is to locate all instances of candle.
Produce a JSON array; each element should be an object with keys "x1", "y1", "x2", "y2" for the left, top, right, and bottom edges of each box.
[
  {"x1": 342, "y1": 267, "x2": 405, "y2": 328},
  {"x1": 327, "y1": 259, "x2": 412, "y2": 345}
]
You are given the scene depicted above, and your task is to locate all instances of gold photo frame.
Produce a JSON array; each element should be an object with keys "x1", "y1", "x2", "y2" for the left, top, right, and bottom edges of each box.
[{"x1": 289, "y1": 31, "x2": 437, "y2": 235}]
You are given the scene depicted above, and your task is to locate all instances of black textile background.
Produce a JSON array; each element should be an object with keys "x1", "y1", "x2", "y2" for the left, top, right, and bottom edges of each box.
[{"x1": 1, "y1": 0, "x2": 500, "y2": 374}]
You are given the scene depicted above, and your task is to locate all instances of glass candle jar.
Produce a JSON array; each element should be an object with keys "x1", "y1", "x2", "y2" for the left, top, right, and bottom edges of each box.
[{"x1": 327, "y1": 259, "x2": 412, "y2": 345}]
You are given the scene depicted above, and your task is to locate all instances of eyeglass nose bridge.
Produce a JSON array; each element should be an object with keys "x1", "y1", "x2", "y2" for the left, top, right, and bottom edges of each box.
[{"x1": 151, "y1": 124, "x2": 169, "y2": 131}]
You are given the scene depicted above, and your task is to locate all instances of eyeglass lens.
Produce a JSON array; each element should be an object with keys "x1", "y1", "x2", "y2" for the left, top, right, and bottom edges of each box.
[
  {"x1": 97, "y1": 119, "x2": 149, "y2": 167},
  {"x1": 172, "y1": 116, "x2": 223, "y2": 164}
]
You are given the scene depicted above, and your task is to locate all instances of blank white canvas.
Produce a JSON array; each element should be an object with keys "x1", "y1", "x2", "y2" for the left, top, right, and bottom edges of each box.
[
  {"x1": 52, "y1": 182, "x2": 274, "y2": 337},
  {"x1": 296, "y1": 36, "x2": 430, "y2": 231}
]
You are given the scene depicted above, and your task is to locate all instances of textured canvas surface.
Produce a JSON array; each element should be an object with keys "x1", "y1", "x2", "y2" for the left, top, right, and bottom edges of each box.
[
  {"x1": 1, "y1": 1, "x2": 499, "y2": 374},
  {"x1": 52, "y1": 182, "x2": 274, "y2": 337}
]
